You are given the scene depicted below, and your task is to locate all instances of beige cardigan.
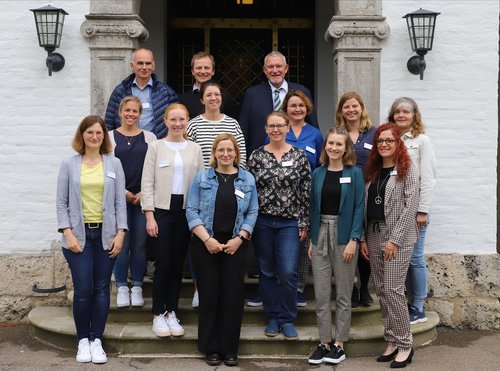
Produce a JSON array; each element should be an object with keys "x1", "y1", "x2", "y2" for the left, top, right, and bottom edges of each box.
[{"x1": 141, "y1": 140, "x2": 204, "y2": 211}]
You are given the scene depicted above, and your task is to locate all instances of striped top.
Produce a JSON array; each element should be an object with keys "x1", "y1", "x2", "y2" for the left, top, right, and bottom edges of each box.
[{"x1": 186, "y1": 114, "x2": 247, "y2": 168}]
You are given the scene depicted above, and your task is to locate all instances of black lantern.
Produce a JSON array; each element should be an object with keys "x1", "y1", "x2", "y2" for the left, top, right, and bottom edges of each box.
[
  {"x1": 403, "y1": 8, "x2": 440, "y2": 80},
  {"x1": 30, "y1": 5, "x2": 68, "y2": 76}
]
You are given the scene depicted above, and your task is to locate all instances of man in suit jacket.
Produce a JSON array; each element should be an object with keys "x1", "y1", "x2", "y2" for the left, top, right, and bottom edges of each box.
[
  {"x1": 179, "y1": 52, "x2": 239, "y2": 120},
  {"x1": 239, "y1": 51, "x2": 319, "y2": 155}
]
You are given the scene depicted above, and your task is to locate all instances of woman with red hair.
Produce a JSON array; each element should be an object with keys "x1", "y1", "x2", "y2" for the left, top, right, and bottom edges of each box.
[{"x1": 360, "y1": 123, "x2": 419, "y2": 368}]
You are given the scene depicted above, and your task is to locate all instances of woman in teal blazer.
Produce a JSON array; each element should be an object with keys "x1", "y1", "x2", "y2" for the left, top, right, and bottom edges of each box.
[{"x1": 307, "y1": 127, "x2": 364, "y2": 366}]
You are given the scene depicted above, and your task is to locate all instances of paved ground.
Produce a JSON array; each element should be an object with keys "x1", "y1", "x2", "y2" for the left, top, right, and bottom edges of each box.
[{"x1": 0, "y1": 325, "x2": 499, "y2": 370}]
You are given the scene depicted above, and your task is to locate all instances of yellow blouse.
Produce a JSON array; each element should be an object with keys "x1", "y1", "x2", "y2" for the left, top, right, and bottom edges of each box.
[{"x1": 81, "y1": 162, "x2": 104, "y2": 223}]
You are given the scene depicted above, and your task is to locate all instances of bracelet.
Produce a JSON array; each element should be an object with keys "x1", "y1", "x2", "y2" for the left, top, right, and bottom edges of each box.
[
  {"x1": 237, "y1": 234, "x2": 246, "y2": 242},
  {"x1": 203, "y1": 236, "x2": 211, "y2": 243}
]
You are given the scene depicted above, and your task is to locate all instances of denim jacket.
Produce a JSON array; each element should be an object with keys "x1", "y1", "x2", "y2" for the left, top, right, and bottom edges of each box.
[{"x1": 186, "y1": 167, "x2": 259, "y2": 237}]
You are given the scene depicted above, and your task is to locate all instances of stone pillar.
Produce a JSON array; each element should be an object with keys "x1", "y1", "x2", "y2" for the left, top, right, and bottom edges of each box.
[
  {"x1": 81, "y1": 0, "x2": 148, "y2": 116},
  {"x1": 325, "y1": 0, "x2": 389, "y2": 124}
]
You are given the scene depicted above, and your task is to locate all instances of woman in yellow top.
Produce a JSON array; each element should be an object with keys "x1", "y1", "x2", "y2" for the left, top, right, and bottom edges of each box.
[{"x1": 56, "y1": 115, "x2": 127, "y2": 364}]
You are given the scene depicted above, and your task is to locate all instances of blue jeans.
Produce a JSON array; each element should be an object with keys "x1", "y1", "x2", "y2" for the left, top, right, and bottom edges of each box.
[
  {"x1": 114, "y1": 203, "x2": 147, "y2": 287},
  {"x1": 253, "y1": 215, "x2": 300, "y2": 325},
  {"x1": 406, "y1": 215, "x2": 430, "y2": 312},
  {"x1": 63, "y1": 225, "x2": 116, "y2": 341}
]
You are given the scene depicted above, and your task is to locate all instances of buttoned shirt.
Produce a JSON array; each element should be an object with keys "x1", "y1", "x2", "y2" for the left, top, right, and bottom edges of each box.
[{"x1": 132, "y1": 77, "x2": 154, "y2": 131}]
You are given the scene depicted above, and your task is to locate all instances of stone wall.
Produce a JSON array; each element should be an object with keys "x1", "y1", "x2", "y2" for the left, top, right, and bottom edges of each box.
[{"x1": 1, "y1": 252, "x2": 498, "y2": 329}]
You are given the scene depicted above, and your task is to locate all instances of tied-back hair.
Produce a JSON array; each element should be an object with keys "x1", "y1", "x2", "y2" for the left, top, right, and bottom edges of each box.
[
  {"x1": 199, "y1": 80, "x2": 222, "y2": 98},
  {"x1": 72, "y1": 115, "x2": 112, "y2": 155},
  {"x1": 163, "y1": 103, "x2": 190, "y2": 140},
  {"x1": 209, "y1": 133, "x2": 241, "y2": 167},
  {"x1": 266, "y1": 111, "x2": 289, "y2": 126},
  {"x1": 119, "y1": 95, "x2": 143, "y2": 115},
  {"x1": 387, "y1": 97, "x2": 425, "y2": 137},
  {"x1": 335, "y1": 91, "x2": 373, "y2": 131},
  {"x1": 364, "y1": 122, "x2": 412, "y2": 182},
  {"x1": 319, "y1": 127, "x2": 357, "y2": 166}
]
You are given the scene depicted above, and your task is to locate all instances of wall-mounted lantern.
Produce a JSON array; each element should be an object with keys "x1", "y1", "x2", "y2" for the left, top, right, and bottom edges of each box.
[
  {"x1": 403, "y1": 8, "x2": 440, "y2": 80},
  {"x1": 30, "y1": 4, "x2": 68, "y2": 76}
]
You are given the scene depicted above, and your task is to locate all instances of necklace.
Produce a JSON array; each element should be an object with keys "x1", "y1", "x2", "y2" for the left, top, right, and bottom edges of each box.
[
  {"x1": 375, "y1": 169, "x2": 392, "y2": 205},
  {"x1": 216, "y1": 171, "x2": 233, "y2": 183},
  {"x1": 125, "y1": 136, "x2": 134, "y2": 146}
]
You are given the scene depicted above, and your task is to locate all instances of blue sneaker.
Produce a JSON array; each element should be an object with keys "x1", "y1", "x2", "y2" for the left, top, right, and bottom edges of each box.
[
  {"x1": 281, "y1": 323, "x2": 298, "y2": 340},
  {"x1": 246, "y1": 292, "x2": 263, "y2": 307},
  {"x1": 264, "y1": 320, "x2": 279, "y2": 337},
  {"x1": 409, "y1": 305, "x2": 428, "y2": 325}
]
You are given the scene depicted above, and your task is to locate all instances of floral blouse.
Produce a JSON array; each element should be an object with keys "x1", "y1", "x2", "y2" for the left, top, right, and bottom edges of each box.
[{"x1": 247, "y1": 145, "x2": 311, "y2": 229}]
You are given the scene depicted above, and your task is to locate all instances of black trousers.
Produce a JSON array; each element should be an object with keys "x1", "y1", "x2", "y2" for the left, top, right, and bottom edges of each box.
[
  {"x1": 191, "y1": 232, "x2": 247, "y2": 356},
  {"x1": 151, "y1": 195, "x2": 190, "y2": 315}
]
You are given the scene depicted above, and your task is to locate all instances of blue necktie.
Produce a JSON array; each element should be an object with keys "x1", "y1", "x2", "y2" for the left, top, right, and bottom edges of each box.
[{"x1": 273, "y1": 89, "x2": 282, "y2": 111}]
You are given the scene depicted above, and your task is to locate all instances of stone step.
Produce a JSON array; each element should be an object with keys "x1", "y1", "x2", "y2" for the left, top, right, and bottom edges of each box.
[{"x1": 29, "y1": 306, "x2": 439, "y2": 357}]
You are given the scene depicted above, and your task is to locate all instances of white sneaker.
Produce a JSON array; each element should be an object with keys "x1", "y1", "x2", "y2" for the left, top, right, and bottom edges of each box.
[
  {"x1": 90, "y1": 338, "x2": 107, "y2": 364},
  {"x1": 192, "y1": 290, "x2": 199, "y2": 308},
  {"x1": 166, "y1": 311, "x2": 185, "y2": 336},
  {"x1": 116, "y1": 286, "x2": 130, "y2": 307},
  {"x1": 130, "y1": 286, "x2": 144, "y2": 307},
  {"x1": 152, "y1": 313, "x2": 171, "y2": 337},
  {"x1": 76, "y1": 338, "x2": 91, "y2": 363}
]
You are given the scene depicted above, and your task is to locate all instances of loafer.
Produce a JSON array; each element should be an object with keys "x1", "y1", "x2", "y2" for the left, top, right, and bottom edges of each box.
[
  {"x1": 205, "y1": 352, "x2": 221, "y2": 366},
  {"x1": 223, "y1": 354, "x2": 238, "y2": 366},
  {"x1": 264, "y1": 319, "x2": 279, "y2": 337},
  {"x1": 360, "y1": 286, "x2": 374, "y2": 306},
  {"x1": 281, "y1": 323, "x2": 298, "y2": 340}
]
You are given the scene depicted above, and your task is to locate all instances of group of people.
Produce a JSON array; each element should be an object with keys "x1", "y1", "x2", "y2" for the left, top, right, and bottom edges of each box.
[{"x1": 56, "y1": 47, "x2": 436, "y2": 369}]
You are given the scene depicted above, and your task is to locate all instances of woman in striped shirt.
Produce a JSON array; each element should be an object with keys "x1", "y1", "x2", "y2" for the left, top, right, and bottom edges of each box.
[{"x1": 186, "y1": 81, "x2": 246, "y2": 168}]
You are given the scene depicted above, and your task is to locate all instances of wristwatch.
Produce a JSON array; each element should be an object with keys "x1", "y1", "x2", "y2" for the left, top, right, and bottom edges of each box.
[
  {"x1": 351, "y1": 237, "x2": 360, "y2": 242},
  {"x1": 237, "y1": 234, "x2": 246, "y2": 241}
]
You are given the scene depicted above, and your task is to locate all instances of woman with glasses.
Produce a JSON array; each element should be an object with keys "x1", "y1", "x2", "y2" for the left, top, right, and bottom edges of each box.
[
  {"x1": 109, "y1": 96, "x2": 157, "y2": 309},
  {"x1": 335, "y1": 91, "x2": 377, "y2": 307},
  {"x1": 388, "y1": 97, "x2": 437, "y2": 325},
  {"x1": 56, "y1": 115, "x2": 127, "y2": 364},
  {"x1": 361, "y1": 122, "x2": 419, "y2": 368},
  {"x1": 186, "y1": 133, "x2": 258, "y2": 367},
  {"x1": 247, "y1": 111, "x2": 311, "y2": 340}
]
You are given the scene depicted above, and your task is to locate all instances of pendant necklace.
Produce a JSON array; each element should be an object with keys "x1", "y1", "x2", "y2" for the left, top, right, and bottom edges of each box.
[
  {"x1": 217, "y1": 171, "x2": 232, "y2": 183},
  {"x1": 375, "y1": 170, "x2": 392, "y2": 205},
  {"x1": 125, "y1": 136, "x2": 134, "y2": 146}
]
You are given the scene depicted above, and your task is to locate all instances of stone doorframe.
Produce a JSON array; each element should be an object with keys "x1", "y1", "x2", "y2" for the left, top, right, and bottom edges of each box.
[{"x1": 81, "y1": 0, "x2": 389, "y2": 121}]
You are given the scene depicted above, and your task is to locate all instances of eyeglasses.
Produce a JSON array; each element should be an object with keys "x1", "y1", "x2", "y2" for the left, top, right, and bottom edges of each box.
[
  {"x1": 266, "y1": 124, "x2": 288, "y2": 130},
  {"x1": 376, "y1": 138, "x2": 396, "y2": 146}
]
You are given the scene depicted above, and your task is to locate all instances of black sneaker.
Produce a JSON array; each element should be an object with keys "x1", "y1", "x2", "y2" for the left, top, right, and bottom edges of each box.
[
  {"x1": 308, "y1": 344, "x2": 328, "y2": 365},
  {"x1": 324, "y1": 344, "x2": 346, "y2": 364}
]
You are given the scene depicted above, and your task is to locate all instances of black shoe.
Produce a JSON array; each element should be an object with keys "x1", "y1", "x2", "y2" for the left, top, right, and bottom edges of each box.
[
  {"x1": 377, "y1": 348, "x2": 398, "y2": 362},
  {"x1": 390, "y1": 349, "x2": 414, "y2": 368},
  {"x1": 351, "y1": 285, "x2": 359, "y2": 308},
  {"x1": 360, "y1": 286, "x2": 374, "y2": 306},
  {"x1": 308, "y1": 344, "x2": 328, "y2": 365},
  {"x1": 223, "y1": 354, "x2": 238, "y2": 366},
  {"x1": 205, "y1": 353, "x2": 221, "y2": 366},
  {"x1": 323, "y1": 344, "x2": 346, "y2": 364}
]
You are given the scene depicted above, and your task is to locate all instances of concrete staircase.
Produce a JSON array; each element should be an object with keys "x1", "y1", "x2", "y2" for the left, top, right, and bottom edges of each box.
[{"x1": 29, "y1": 277, "x2": 439, "y2": 358}]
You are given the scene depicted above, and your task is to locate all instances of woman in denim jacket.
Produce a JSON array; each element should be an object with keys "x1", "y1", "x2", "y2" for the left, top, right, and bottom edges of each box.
[{"x1": 186, "y1": 133, "x2": 258, "y2": 367}]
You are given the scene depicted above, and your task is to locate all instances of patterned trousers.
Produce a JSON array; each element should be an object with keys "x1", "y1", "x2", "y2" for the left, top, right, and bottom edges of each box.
[{"x1": 366, "y1": 220, "x2": 413, "y2": 351}]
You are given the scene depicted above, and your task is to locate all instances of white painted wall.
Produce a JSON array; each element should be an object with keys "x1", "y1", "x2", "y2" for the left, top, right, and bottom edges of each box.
[
  {"x1": 0, "y1": 1, "x2": 91, "y2": 253},
  {"x1": 380, "y1": 0, "x2": 499, "y2": 253}
]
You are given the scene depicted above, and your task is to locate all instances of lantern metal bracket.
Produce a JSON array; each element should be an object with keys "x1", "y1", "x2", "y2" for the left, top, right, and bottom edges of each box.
[
  {"x1": 46, "y1": 51, "x2": 65, "y2": 76},
  {"x1": 407, "y1": 53, "x2": 426, "y2": 80}
]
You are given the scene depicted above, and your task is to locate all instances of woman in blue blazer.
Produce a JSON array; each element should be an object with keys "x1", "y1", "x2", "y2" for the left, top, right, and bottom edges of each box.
[
  {"x1": 307, "y1": 127, "x2": 364, "y2": 366},
  {"x1": 56, "y1": 115, "x2": 127, "y2": 364}
]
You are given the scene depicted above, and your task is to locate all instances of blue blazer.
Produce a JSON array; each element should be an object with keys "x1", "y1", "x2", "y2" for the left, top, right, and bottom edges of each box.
[
  {"x1": 239, "y1": 81, "x2": 319, "y2": 155},
  {"x1": 309, "y1": 165, "x2": 364, "y2": 245},
  {"x1": 56, "y1": 154, "x2": 128, "y2": 250}
]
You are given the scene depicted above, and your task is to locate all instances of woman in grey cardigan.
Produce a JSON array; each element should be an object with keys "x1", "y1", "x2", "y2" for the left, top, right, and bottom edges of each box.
[{"x1": 56, "y1": 115, "x2": 127, "y2": 364}]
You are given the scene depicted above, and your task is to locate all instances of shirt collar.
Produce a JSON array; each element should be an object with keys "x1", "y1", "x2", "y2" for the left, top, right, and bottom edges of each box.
[
  {"x1": 132, "y1": 77, "x2": 153, "y2": 89},
  {"x1": 268, "y1": 80, "x2": 288, "y2": 93},
  {"x1": 402, "y1": 131, "x2": 414, "y2": 139}
]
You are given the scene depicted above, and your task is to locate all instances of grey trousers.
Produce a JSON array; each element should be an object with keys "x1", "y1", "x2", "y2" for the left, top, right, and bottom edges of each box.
[{"x1": 311, "y1": 215, "x2": 358, "y2": 343}]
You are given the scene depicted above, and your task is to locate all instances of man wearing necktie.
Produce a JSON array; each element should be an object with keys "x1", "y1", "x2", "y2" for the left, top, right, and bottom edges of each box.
[
  {"x1": 239, "y1": 51, "x2": 319, "y2": 156},
  {"x1": 179, "y1": 52, "x2": 239, "y2": 120}
]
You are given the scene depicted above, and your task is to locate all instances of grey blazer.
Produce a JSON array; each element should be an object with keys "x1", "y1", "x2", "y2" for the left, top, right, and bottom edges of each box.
[
  {"x1": 56, "y1": 154, "x2": 128, "y2": 250},
  {"x1": 364, "y1": 164, "x2": 420, "y2": 248}
]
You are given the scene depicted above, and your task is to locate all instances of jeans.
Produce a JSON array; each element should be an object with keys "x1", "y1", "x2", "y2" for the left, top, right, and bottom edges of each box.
[
  {"x1": 406, "y1": 215, "x2": 430, "y2": 312},
  {"x1": 253, "y1": 215, "x2": 300, "y2": 325},
  {"x1": 63, "y1": 225, "x2": 116, "y2": 341},
  {"x1": 114, "y1": 203, "x2": 147, "y2": 287}
]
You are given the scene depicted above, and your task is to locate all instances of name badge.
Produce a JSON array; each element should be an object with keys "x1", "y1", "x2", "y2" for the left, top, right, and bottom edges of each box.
[
  {"x1": 390, "y1": 169, "x2": 398, "y2": 176},
  {"x1": 282, "y1": 160, "x2": 294, "y2": 167},
  {"x1": 364, "y1": 143, "x2": 373, "y2": 150},
  {"x1": 106, "y1": 171, "x2": 116, "y2": 179},
  {"x1": 305, "y1": 146, "x2": 316, "y2": 154},
  {"x1": 340, "y1": 177, "x2": 351, "y2": 184},
  {"x1": 159, "y1": 160, "x2": 170, "y2": 168},
  {"x1": 234, "y1": 189, "x2": 245, "y2": 199},
  {"x1": 142, "y1": 102, "x2": 151, "y2": 109}
]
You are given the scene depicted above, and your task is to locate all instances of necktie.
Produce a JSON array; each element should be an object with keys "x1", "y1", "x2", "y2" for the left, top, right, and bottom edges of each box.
[{"x1": 273, "y1": 89, "x2": 282, "y2": 111}]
